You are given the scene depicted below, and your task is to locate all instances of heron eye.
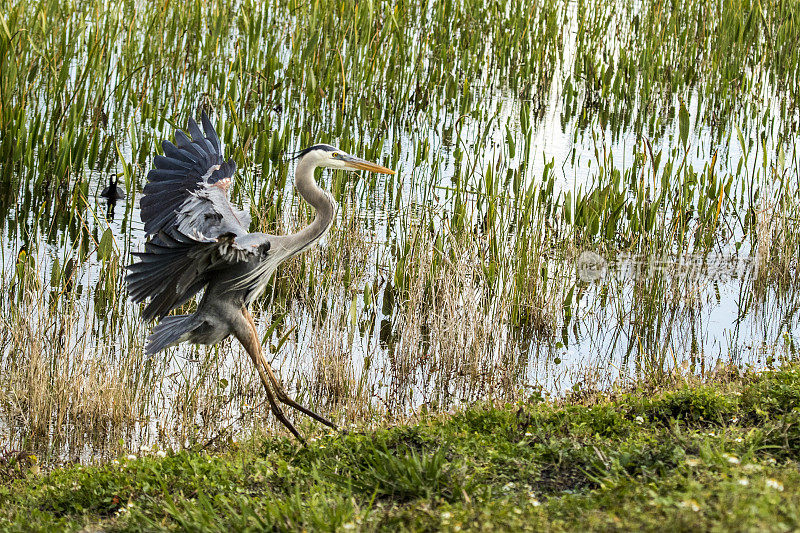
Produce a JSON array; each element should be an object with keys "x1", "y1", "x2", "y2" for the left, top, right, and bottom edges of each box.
[{"x1": 332, "y1": 152, "x2": 340, "y2": 158}]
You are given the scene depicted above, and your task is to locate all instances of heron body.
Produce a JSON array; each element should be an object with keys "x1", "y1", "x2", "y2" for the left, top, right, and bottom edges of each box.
[{"x1": 126, "y1": 113, "x2": 394, "y2": 441}]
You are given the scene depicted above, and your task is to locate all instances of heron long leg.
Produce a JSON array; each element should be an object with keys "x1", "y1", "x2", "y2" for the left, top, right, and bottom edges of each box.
[
  {"x1": 240, "y1": 308, "x2": 337, "y2": 436},
  {"x1": 235, "y1": 310, "x2": 305, "y2": 441},
  {"x1": 251, "y1": 356, "x2": 305, "y2": 442}
]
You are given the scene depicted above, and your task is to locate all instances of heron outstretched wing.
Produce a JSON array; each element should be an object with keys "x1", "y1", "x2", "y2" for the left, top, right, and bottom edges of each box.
[
  {"x1": 127, "y1": 113, "x2": 269, "y2": 322},
  {"x1": 140, "y1": 112, "x2": 251, "y2": 238}
]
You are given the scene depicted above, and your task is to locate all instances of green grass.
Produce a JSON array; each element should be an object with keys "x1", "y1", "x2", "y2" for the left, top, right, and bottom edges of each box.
[{"x1": 2, "y1": 364, "x2": 800, "y2": 531}]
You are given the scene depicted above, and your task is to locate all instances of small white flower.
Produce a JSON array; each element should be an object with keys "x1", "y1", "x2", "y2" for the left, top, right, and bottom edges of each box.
[
  {"x1": 112, "y1": 459, "x2": 120, "y2": 465},
  {"x1": 680, "y1": 499, "x2": 701, "y2": 512},
  {"x1": 738, "y1": 478, "x2": 749, "y2": 486},
  {"x1": 156, "y1": 450, "x2": 167, "y2": 458},
  {"x1": 707, "y1": 432, "x2": 716, "y2": 437},
  {"x1": 527, "y1": 493, "x2": 541, "y2": 507},
  {"x1": 743, "y1": 463, "x2": 762, "y2": 473},
  {"x1": 766, "y1": 478, "x2": 784, "y2": 491},
  {"x1": 731, "y1": 417, "x2": 739, "y2": 424},
  {"x1": 735, "y1": 437, "x2": 744, "y2": 443},
  {"x1": 341, "y1": 523, "x2": 356, "y2": 531},
  {"x1": 723, "y1": 454, "x2": 740, "y2": 465},
  {"x1": 441, "y1": 512, "x2": 452, "y2": 520},
  {"x1": 686, "y1": 458, "x2": 701, "y2": 467},
  {"x1": 635, "y1": 416, "x2": 644, "y2": 424},
  {"x1": 524, "y1": 432, "x2": 532, "y2": 437},
  {"x1": 513, "y1": 507, "x2": 522, "y2": 515},
  {"x1": 126, "y1": 454, "x2": 137, "y2": 461}
]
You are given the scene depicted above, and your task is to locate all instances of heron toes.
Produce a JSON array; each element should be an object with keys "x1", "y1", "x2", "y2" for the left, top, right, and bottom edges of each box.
[
  {"x1": 265, "y1": 397, "x2": 343, "y2": 445},
  {"x1": 278, "y1": 394, "x2": 338, "y2": 430},
  {"x1": 272, "y1": 391, "x2": 339, "y2": 437},
  {"x1": 258, "y1": 365, "x2": 337, "y2": 441},
  {"x1": 267, "y1": 402, "x2": 306, "y2": 444}
]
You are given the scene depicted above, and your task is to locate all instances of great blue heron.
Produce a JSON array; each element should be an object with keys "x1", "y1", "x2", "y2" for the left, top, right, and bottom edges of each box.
[{"x1": 126, "y1": 112, "x2": 395, "y2": 441}]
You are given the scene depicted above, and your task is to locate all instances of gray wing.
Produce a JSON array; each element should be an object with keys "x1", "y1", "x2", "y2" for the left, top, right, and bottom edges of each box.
[
  {"x1": 127, "y1": 113, "x2": 262, "y2": 322},
  {"x1": 126, "y1": 229, "x2": 272, "y2": 322},
  {"x1": 140, "y1": 111, "x2": 251, "y2": 238}
]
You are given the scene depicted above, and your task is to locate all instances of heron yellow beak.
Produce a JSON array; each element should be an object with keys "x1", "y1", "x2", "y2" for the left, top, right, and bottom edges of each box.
[{"x1": 339, "y1": 154, "x2": 396, "y2": 175}]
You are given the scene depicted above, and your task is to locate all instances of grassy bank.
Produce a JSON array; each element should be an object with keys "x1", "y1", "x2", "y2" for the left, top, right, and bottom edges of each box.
[{"x1": 2, "y1": 365, "x2": 800, "y2": 531}]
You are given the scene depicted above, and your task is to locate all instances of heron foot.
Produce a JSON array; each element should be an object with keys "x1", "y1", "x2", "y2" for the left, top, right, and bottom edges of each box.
[
  {"x1": 268, "y1": 373, "x2": 338, "y2": 431},
  {"x1": 264, "y1": 390, "x2": 307, "y2": 445}
]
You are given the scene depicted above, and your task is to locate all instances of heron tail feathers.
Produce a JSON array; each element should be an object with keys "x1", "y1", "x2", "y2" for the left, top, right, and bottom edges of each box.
[{"x1": 146, "y1": 315, "x2": 195, "y2": 355}]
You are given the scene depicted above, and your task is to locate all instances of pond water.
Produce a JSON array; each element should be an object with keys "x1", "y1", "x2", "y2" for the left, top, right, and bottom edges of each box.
[{"x1": 0, "y1": 0, "x2": 798, "y2": 460}]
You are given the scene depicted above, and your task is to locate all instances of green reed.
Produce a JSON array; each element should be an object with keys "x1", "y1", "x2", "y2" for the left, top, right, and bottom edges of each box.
[{"x1": 0, "y1": 0, "x2": 798, "y2": 461}]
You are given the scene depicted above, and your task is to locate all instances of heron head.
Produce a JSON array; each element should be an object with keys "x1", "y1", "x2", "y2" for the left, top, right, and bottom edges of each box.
[{"x1": 296, "y1": 144, "x2": 395, "y2": 174}]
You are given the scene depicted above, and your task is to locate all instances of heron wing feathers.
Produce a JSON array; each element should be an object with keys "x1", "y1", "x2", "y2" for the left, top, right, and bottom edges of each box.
[
  {"x1": 128, "y1": 112, "x2": 270, "y2": 322},
  {"x1": 126, "y1": 228, "x2": 272, "y2": 322},
  {"x1": 172, "y1": 186, "x2": 249, "y2": 238},
  {"x1": 201, "y1": 113, "x2": 221, "y2": 153},
  {"x1": 140, "y1": 112, "x2": 238, "y2": 237},
  {"x1": 234, "y1": 208, "x2": 252, "y2": 230}
]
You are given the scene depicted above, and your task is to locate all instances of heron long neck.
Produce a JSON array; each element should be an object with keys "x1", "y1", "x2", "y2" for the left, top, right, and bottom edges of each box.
[{"x1": 286, "y1": 156, "x2": 337, "y2": 255}]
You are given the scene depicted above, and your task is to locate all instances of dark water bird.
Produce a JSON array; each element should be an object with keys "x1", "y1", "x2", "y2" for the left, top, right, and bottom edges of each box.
[
  {"x1": 125, "y1": 112, "x2": 395, "y2": 441},
  {"x1": 101, "y1": 175, "x2": 125, "y2": 221},
  {"x1": 100, "y1": 175, "x2": 126, "y2": 200}
]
